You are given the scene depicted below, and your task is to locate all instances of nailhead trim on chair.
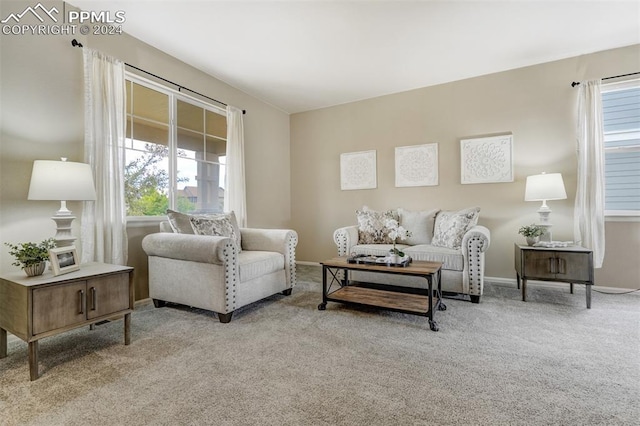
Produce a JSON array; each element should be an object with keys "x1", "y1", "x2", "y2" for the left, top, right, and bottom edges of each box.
[
  {"x1": 222, "y1": 241, "x2": 238, "y2": 312},
  {"x1": 334, "y1": 229, "x2": 349, "y2": 256},
  {"x1": 467, "y1": 235, "x2": 488, "y2": 296},
  {"x1": 287, "y1": 232, "x2": 298, "y2": 288}
]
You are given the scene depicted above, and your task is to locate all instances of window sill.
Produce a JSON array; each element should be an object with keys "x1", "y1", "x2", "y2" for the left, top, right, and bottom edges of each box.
[
  {"x1": 605, "y1": 214, "x2": 640, "y2": 222},
  {"x1": 126, "y1": 216, "x2": 165, "y2": 228}
]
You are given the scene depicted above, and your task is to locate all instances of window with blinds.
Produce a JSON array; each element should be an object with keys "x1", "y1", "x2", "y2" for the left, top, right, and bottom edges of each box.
[{"x1": 602, "y1": 80, "x2": 640, "y2": 215}]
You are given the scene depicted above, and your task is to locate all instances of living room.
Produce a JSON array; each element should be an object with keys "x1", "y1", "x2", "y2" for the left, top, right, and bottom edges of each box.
[{"x1": 1, "y1": 1, "x2": 639, "y2": 424}]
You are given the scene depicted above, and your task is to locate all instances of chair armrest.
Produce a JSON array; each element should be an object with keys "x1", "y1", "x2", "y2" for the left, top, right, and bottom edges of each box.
[
  {"x1": 333, "y1": 225, "x2": 359, "y2": 256},
  {"x1": 240, "y1": 228, "x2": 298, "y2": 254},
  {"x1": 461, "y1": 225, "x2": 491, "y2": 296},
  {"x1": 462, "y1": 225, "x2": 491, "y2": 252},
  {"x1": 142, "y1": 233, "x2": 235, "y2": 264}
]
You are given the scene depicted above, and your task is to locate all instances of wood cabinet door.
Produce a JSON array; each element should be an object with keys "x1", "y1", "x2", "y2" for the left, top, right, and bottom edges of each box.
[
  {"x1": 32, "y1": 281, "x2": 87, "y2": 335},
  {"x1": 556, "y1": 252, "x2": 592, "y2": 282},
  {"x1": 86, "y1": 273, "x2": 130, "y2": 320},
  {"x1": 522, "y1": 251, "x2": 556, "y2": 279}
]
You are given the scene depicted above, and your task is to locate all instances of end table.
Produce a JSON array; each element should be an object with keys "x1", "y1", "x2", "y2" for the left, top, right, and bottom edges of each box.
[
  {"x1": 0, "y1": 262, "x2": 134, "y2": 380},
  {"x1": 514, "y1": 244, "x2": 594, "y2": 308}
]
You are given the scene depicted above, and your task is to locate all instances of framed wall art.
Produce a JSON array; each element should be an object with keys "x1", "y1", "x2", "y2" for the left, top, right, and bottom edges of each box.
[
  {"x1": 340, "y1": 150, "x2": 377, "y2": 190},
  {"x1": 395, "y1": 143, "x2": 439, "y2": 187},
  {"x1": 460, "y1": 134, "x2": 514, "y2": 184}
]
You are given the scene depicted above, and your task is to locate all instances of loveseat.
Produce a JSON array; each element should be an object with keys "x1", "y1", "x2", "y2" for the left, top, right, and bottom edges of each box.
[
  {"x1": 333, "y1": 207, "x2": 490, "y2": 303},
  {"x1": 142, "y1": 210, "x2": 298, "y2": 322}
]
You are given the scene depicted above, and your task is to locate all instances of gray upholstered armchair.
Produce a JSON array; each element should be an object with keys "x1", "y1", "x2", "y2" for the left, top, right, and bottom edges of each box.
[{"x1": 142, "y1": 222, "x2": 298, "y2": 323}]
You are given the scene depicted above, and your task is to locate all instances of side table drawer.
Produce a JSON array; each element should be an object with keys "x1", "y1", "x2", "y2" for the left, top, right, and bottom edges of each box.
[
  {"x1": 87, "y1": 274, "x2": 130, "y2": 319},
  {"x1": 523, "y1": 251, "x2": 556, "y2": 279},
  {"x1": 32, "y1": 281, "x2": 87, "y2": 334},
  {"x1": 556, "y1": 252, "x2": 592, "y2": 282}
]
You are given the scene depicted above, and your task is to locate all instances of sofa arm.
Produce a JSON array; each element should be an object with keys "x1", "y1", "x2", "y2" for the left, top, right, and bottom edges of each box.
[
  {"x1": 333, "y1": 225, "x2": 359, "y2": 256},
  {"x1": 461, "y1": 225, "x2": 491, "y2": 298},
  {"x1": 142, "y1": 232, "x2": 236, "y2": 264}
]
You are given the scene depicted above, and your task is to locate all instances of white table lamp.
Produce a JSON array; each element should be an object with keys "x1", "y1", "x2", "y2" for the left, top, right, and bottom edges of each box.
[
  {"x1": 28, "y1": 158, "x2": 97, "y2": 247},
  {"x1": 524, "y1": 172, "x2": 567, "y2": 241}
]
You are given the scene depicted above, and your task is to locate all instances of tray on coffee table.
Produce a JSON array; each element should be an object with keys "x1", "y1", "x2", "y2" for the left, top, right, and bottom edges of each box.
[{"x1": 347, "y1": 254, "x2": 412, "y2": 267}]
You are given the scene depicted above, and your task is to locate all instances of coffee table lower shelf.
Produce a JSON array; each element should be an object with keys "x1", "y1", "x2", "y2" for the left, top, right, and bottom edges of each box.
[{"x1": 321, "y1": 284, "x2": 439, "y2": 316}]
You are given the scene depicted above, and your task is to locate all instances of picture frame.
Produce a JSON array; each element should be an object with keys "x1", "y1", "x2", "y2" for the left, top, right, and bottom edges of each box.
[
  {"x1": 49, "y1": 246, "x2": 80, "y2": 276},
  {"x1": 395, "y1": 143, "x2": 439, "y2": 187},
  {"x1": 340, "y1": 150, "x2": 377, "y2": 190},
  {"x1": 460, "y1": 134, "x2": 514, "y2": 184}
]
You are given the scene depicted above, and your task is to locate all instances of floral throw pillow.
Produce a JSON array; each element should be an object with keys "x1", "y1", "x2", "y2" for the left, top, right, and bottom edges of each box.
[
  {"x1": 431, "y1": 207, "x2": 480, "y2": 250},
  {"x1": 356, "y1": 207, "x2": 398, "y2": 244},
  {"x1": 189, "y1": 212, "x2": 242, "y2": 252}
]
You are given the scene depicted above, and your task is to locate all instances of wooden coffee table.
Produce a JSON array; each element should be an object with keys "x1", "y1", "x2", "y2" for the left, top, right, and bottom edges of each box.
[{"x1": 318, "y1": 257, "x2": 444, "y2": 331}]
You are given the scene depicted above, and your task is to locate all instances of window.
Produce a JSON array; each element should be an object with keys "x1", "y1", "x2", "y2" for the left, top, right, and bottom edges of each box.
[
  {"x1": 602, "y1": 79, "x2": 640, "y2": 216},
  {"x1": 125, "y1": 75, "x2": 227, "y2": 217}
]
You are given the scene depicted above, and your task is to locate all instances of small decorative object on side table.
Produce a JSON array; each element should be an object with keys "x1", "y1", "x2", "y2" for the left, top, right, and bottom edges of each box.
[
  {"x1": 514, "y1": 243, "x2": 594, "y2": 308},
  {"x1": 4, "y1": 238, "x2": 56, "y2": 277},
  {"x1": 518, "y1": 224, "x2": 546, "y2": 246}
]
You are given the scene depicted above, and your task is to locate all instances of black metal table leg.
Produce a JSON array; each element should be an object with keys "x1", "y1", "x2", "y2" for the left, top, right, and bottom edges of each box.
[
  {"x1": 426, "y1": 274, "x2": 438, "y2": 332},
  {"x1": 318, "y1": 265, "x2": 327, "y2": 310}
]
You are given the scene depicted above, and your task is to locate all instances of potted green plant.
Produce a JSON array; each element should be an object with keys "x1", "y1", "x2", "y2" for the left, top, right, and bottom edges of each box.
[
  {"x1": 5, "y1": 238, "x2": 56, "y2": 276},
  {"x1": 518, "y1": 224, "x2": 546, "y2": 246}
]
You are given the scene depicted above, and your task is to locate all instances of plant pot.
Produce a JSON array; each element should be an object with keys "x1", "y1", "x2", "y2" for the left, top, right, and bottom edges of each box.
[
  {"x1": 23, "y1": 261, "x2": 46, "y2": 277},
  {"x1": 526, "y1": 236, "x2": 539, "y2": 246}
]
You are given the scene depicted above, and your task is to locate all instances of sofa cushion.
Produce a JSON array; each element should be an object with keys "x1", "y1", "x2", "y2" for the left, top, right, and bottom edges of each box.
[
  {"x1": 238, "y1": 251, "x2": 284, "y2": 282},
  {"x1": 356, "y1": 207, "x2": 398, "y2": 244},
  {"x1": 404, "y1": 245, "x2": 464, "y2": 271},
  {"x1": 398, "y1": 208, "x2": 439, "y2": 245},
  {"x1": 431, "y1": 207, "x2": 480, "y2": 250},
  {"x1": 190, "y1": 213, "x2": 242, "y2": 252}
]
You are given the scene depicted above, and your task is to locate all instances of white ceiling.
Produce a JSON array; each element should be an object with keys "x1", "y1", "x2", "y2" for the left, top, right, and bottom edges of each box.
[{"x1": 69, "y1": 1, "x2": 640, "y2": 114}]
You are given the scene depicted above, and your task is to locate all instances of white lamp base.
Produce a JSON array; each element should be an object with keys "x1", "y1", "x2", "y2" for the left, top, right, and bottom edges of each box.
[
  {"x1": 52, "y1": 201, "x2": 77, "y2": 248},
  {"x1": 537, "y1": 201, "x2": 553, "y2": 242}
]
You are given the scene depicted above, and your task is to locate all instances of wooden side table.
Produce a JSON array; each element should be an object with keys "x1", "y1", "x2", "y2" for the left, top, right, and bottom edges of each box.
[
  {"x1": 0, "y1": 262, "x2": 134, "y2": 380},
  {"x1": 514, "y1": 244, "x2": 594, "y2": 308}
]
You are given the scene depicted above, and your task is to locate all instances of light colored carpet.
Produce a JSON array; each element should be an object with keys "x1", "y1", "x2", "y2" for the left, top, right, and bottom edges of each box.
[{"x1": 1, "y1": 264, "x2": 638, "y2": 425}]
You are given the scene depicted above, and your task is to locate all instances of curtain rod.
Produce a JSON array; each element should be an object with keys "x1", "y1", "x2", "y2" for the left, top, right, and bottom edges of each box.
[
  {"x1": 71, "y1": 39, "x2": 246, "y2": 114},
  {"x1": 571, "y1": 71, "x2": 640, "y2": 87}
]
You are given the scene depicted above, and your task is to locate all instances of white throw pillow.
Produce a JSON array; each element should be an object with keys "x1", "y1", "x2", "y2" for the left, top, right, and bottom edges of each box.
[
  {"x1": 166, "y1": 209, "x2": 194, "y2": 234},
  {"x1": 431, "y1": 207, "x2": 480, "y2": 250},
  {"x1": 398, "y1": 208, "x2": 440, "y2": 245}
]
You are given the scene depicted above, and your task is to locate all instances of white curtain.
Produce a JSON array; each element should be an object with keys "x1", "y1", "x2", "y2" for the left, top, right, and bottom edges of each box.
[
  {"x1": 224, "y1": 106, "x2": 247, "y2": 227},
  {"x1": 81, "y1": 48, "x2": 128, "y2": 265},
  {"x1": 574, "y1": 80, "x2": 605, "y2": 268}
]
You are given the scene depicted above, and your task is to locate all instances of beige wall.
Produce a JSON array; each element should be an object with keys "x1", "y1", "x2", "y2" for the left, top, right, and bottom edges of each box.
[
  {"x1": 290, "y1": 44, "x2": 640, "y2": 289},
  {"x1": 0, "y1": 1, "x2": 291, "y2": 299}
]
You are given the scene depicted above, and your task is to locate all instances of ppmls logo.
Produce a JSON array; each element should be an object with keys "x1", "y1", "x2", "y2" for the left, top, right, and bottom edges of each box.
[
  {"x1": 1, "y1": 3, "x2": 59, "y2": 24},
  {"x1": 2, "y1": 2, "x2": 125, "y2": 36}
]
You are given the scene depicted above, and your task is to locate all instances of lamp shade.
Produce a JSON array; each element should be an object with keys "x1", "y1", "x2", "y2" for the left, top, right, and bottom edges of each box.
[
  {"x1": 524, "y1": 172, "x2": 567, "y2": 201},
  {"x1": 28, "y1": 160, "x2": 97, "y2": 201}
]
